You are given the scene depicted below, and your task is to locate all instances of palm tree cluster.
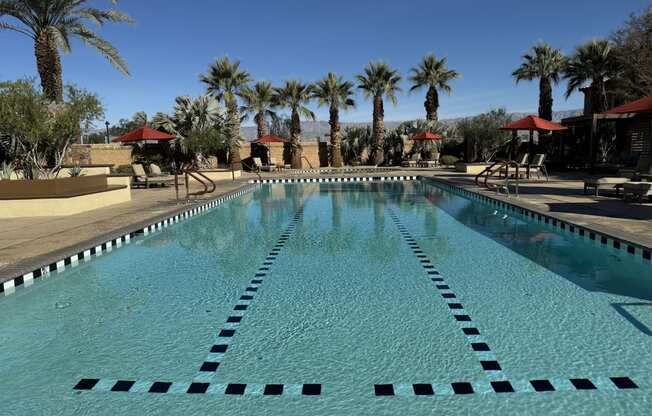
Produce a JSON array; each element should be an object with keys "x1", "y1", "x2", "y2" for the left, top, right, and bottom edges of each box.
[
  {"x1": 192, "y1": 53, "x2": 459, "y2": 168},
  {"x1": 513, "y1": 39, "x2": 623, "y2": 119}
]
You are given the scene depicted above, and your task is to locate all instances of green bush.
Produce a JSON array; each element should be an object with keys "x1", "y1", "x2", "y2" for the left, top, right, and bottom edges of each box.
[
  {"x1": 440, "y1": 155, "x2": 459, "y2": 166},
  {"x1": 112, "y1": 164, "x2": 133, "y2": 174}
]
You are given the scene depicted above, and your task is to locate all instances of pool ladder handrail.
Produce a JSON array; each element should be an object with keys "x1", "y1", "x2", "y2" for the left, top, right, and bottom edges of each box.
[
  {"x1": 183, "y1": 169, "x2": 216, "y2": 200},
  {"x1": 475, "y1": 159, "x2": 520, "y2": 197}
]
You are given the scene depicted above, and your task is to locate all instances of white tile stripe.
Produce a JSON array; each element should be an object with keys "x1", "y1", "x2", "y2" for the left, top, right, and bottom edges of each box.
[
  {"x1": 248, "y1": 176, "x2": 418, "y2": 185},
  {"x1": 1, "y1": 185, "x2": 260, "y2": 297}
]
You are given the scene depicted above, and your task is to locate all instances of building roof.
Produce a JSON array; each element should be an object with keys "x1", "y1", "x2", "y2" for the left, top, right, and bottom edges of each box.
[{"x1": 605, "y1": 96, "x2": 652, "y2": 115}]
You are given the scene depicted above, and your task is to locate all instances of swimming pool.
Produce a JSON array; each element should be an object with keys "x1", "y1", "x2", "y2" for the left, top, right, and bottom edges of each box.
[{"x1": 2, "y1": 179, "x2": 651, "y2": 415}]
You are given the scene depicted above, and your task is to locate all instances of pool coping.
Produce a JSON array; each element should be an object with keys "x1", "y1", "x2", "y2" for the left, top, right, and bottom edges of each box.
[
  {"x1": 422, "y1": 176, "x2": 652, "y2": 265},
  {"x1": 0, "y1": 183, "x2": 259, "y2": 293}
]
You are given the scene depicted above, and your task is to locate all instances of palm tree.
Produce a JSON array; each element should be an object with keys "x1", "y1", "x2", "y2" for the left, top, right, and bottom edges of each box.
[
  {"x1": 564, "y1": 39, "x2": 619, "y2": 114},
  {"x1": 240, "y1": 81, "x2": 278, "y2": 138},
  {"x1": 409, "y1": 53, "x2": 460, "y2": 122},
  {"x1": 356, "y1": 62, "x2": 401, "y2": 166},
  {"x1": 273, "y1": 80, "x2": 315, "y2": 168},
  {"x1": 512, "y1": 43, "x2": 566, "y2": 121},
  {"x1": 200, "y1": 56, "x2": 251, "y2": 168},
  {"x1": 0, "y1": 0, "x2": 132, "y2": 102},
  {"x1": 311, "y1": 73, "x2": 355, "y2": 167}
]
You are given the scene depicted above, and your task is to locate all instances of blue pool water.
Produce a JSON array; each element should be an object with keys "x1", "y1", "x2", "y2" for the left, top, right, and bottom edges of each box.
[{"x1": 1, "y1": 180, "x2": 652, "y2": 415}]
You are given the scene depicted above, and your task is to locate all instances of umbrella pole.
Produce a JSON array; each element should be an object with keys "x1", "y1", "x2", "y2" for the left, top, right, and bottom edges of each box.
[{"x1": 527, "y1": 130, "x2": 534, "y2": 179}]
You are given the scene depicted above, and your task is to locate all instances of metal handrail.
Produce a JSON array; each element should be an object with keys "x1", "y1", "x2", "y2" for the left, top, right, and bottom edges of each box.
[
  {"x1": 301, "y1": 156, "x2": 314, "y2": 169},
  {"x1": 240, "y1": 160, "x2": 261, "y2": 181},
  {"x1": 184, "y1": 169, "x2": 216, "y2": 199},
  {"x1": 475, "y1": 159, "x2": 519, "y2": 197}
]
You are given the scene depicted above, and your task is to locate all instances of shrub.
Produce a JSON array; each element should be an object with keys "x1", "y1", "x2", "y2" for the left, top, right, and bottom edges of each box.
[
  {"x1": 112, "y1": 164, "x2": 133, "y2": 175},
  {"x1": 440, "y1": 155, "x2": 459, "y2": 166}
]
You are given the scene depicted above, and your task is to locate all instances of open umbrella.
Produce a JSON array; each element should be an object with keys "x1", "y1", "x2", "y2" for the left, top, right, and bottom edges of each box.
[
  {"x1": 252, "y1": 135, "x2": 288, "y2": 166},
  {"x1": 500, "y1": 116, "x2": 567, "y2": 178},
  {"x1": 112, "y1": 126, "x2": 175, "y2": 143}
]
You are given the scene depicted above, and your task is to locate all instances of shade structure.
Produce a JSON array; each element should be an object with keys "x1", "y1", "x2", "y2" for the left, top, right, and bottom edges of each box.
[
  {"x1": 500, "y1": 115, "x2": 568, "y2": 132},
  {"x1": 605, "y1": 96, "x2": 652, "y2": 115},
  {"x1": 112, "y1": 127, "x2": 175, "y2": 143},
  {"x1": 410, "y1": 131, "x2": 444, "y2": 141},
  {"x1": 252, "y1": 135, "x2": 288, "y2": 144}
]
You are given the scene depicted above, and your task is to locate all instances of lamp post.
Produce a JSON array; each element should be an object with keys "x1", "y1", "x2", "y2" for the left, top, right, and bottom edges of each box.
[{"x1": 105, "y1": 121, "x2": 110, "y2": 144}]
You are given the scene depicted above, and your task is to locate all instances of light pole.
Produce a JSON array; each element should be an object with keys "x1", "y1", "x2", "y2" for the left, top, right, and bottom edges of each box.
[{"x1": 105, "y1": 121, "x2": 110, "y2": 144}]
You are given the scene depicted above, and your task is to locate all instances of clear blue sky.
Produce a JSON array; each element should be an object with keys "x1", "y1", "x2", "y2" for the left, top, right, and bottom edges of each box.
[{"x1": 2, "y1": 0, "x2": 650, "y2": 126}]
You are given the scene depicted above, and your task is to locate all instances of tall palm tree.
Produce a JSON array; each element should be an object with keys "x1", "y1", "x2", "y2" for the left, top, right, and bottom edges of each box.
[
  {"x1": 512, "y1": 43, "x2": 566, "y2": 121},
  {"x1": 564, "y1": 39, "x2": 619, "y2": 114},
  {"x1": 0, "y1": 0, "x2": 132, "y2": 102},
  {"x1": 273, "y1": 80, "x2": 315, "y2": 168},
  {"x1": 356, "y1": 62, "x2": 401, "y2": 166},
  {"x1": 240, "y1": 81, "x2": 278, "y2": 138},
  {"x1": 200, "y1": 56, "x2": 251, "y2": 168},
  {"x1": 311, "y1": 72, "x2": 355, "y2": 167},
  {"x1": 409, "y1": 53, "x2": 460, "y2": 122}
]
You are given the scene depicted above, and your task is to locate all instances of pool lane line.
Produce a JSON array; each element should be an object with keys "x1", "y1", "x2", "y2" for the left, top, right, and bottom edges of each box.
[
  {"x1": 70, "y1": 374, "x2": 639, "y2": 397},
  {"x1": 373, "y1": 375, "x2": 639, "y2": 396},
  {"x1": 192, "y1": 207, "x2": 306, "y2": 382},
  {"x1": 387, "y1": 208, "x2": 507, "y2": 382},
  {"x1": 73, "y1": 378, "x2": 322, "y2": 396}
]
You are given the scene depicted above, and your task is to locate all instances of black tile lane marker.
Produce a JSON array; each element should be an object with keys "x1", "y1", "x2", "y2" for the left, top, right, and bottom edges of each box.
[
  {"x1": 378, "y1": 208, "x2": 641, "y2": 397},
  {"x1": 192, "y1": 207, "x2": 306, "y2": 383},
  {"x1": 73, "y1": 378, "x2": 322, "y2": 396},
  {"x1": 386, "y1": 207, "x2": 508, "y2": 383}
]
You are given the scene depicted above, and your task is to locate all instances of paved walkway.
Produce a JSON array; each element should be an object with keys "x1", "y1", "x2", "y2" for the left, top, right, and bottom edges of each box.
[
  {"x1": 0, "y1": 179, "x2": 251, "y2": 281},
  {"x1": 2, "y1": 168, "x2": 651, "y2": 282}
]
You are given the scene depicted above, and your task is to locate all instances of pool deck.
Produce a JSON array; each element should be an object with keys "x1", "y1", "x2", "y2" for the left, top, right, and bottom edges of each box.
[{"x1": 1, "y1": 168, "x2": 651, "y2": 283}]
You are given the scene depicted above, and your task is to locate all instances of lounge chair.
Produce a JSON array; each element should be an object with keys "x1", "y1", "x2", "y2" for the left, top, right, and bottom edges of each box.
[
  {"x1": 623, "y1": 182, "x2": 652, "y2": 202},
  {"x1": 253, "y1": 157, "x2": 276, "y2": 172},
  {"x1": 584, "y1": 177, "x2": 630, "y2": 197},
  {"x1": 131, "y1": 163, "x2": 175, "y2": 188},
  {"x1": 639, "y1": 165, "x2": 652, "y2": 182},
  {"x1": 500, "y1": 153, "x2": 529, "y2": 177},
  {"x1": 528, "y1": 154, "x2": 549, "y2": 180},
  {"x1": 401, "y1": 154, "x2": 421, "y2": 168},
  {"x1": 419, "y1": 153, "x2": 440, "y2": 168}
]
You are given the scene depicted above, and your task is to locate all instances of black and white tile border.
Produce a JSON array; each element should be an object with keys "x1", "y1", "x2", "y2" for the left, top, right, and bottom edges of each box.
[
  {"x1": 0, "y1": 185, "x2": 260, "y2": 297},
  {"x1": 249, "y1": 175, "x2": 418, "y2": 184},
  {"x1": 374, "y1": 376, "x2": 639, "y2": 396},
  {"x1": 74, "y1": 378, "x2": 322, "y2": 396},
  {"x1": 423, "y1": 178, "x2": 652, "y2": 267},
  {"x1": 193, "y1": 207, "x2": 306, "y2": 382},
  {"x1": 388, "y1": 208, "x2": 507, "y2": 381}
]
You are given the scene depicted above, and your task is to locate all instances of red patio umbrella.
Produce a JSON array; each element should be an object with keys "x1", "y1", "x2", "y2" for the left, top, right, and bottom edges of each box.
[
  {"x1": 500, "y1": 116, "x2": 567, "y2": 178},
  {"x1": 112, "y1": 126, "x2": 175, "y2": 143},
  {"x1": 252, "y1": 134, "x2": 288, "y2": 144},
  {"x1": 604, "y1": 96, "x2": 652, "y2": 115},
  {"x1": 410, "y1": 131, "x2": 444, "y2": 141}
]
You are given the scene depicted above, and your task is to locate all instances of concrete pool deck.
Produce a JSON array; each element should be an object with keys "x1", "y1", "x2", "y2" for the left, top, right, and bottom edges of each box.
[{"x1": 1, "y1": 169, "x2": 651, "y2": 283}]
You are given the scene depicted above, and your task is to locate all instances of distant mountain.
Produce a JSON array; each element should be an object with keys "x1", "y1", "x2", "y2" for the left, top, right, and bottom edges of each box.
[{"x1": 241, "y1": 109, "x2": 583, "y2": 140}]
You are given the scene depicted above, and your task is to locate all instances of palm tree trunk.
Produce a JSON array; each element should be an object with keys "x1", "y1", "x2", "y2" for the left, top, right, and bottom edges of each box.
[
  {"x1": 371, "y1": 94, "x2": 385, "y2": 166},
  {"x1": 425, "y1": 86, "x2": 439, "y2": 122},
  {"x1": 329, "y1": 104, "x2": 343, "y2": 167},
  {"x1": 290, "y1": 109, "x2": 302, "y2": 168},
  {"x1": 255, "y1": 112, "x2": 268, "y2": 138},
  {"x1": 227, "y1": 100, "x2": 242, "y2": 170},
  {"x1": 538, "y1": 77, "x2": 553, "y2": 120},
  {"x1": 34, "y1": 31, "x2": 64, "y2": 102}
]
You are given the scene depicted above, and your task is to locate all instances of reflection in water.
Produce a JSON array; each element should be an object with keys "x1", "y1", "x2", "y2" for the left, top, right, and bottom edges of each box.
[{"x1": 409, "y1": 181, "x2": 652, "y2": 301}]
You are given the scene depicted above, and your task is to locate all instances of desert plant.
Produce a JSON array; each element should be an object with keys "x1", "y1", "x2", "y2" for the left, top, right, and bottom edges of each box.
[
  {"x1": 0, "y1": 0, "x2": 133, "y2": 102},
  {"x1": 512, "y1": 43, "x2": 567, "y2": 121},
  {"x1": 440, "y1": 155, "x2": 459, "y2": 166},
  {"x1": 311, "y1": 73, "x2": 355, "y2": 167},
  {"x1": 67, "y1": 164, "x2": 84, "y2": 177},
  {"x1": 273, "y1": 80, "x2": 315, "y2": 168},
  {"x1": 0, "y1": 161, "x2": 15, "y2": 179},
  {"x1": 356, "y1": 62, "x2": 401, "y2": 165},
  {"x1": 409, "y1": 53, "x2": 460, "y2": 121}
]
